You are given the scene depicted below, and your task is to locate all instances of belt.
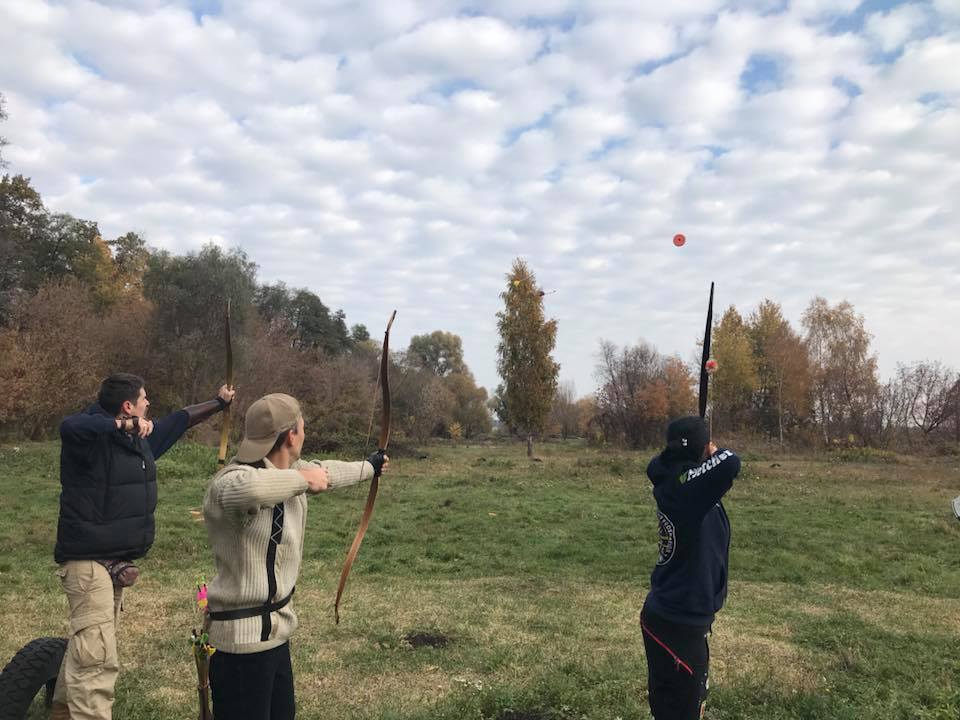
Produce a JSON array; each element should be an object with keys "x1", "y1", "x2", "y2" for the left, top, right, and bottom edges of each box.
[{"x1": 207, "y1": 587, "x2": 295, "y2": 622}]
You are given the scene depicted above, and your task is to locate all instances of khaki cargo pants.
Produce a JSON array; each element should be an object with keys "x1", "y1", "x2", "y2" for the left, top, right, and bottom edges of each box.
[{"x1": 52, "y1": 561, "x2": 123, "y2": 720}]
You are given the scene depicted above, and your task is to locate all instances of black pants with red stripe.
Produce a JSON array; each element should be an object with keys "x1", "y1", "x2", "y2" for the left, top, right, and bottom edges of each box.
[{"x1": 640, "y1": 607, "x2": 711, "y2": 720}]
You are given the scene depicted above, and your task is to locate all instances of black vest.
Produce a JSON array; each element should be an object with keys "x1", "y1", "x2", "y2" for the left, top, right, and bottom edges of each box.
[{"x1": 54, "y1": 406, "x2": 159, "y2": 563}]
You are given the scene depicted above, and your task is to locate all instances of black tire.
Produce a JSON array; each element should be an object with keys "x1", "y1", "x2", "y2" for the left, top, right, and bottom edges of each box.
[{"x1": 0, "y1": 637, "x2": 67, "y2": 720}]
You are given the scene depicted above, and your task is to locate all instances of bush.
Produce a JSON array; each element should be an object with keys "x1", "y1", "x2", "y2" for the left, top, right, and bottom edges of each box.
[
  {"x1": 0, "y1": 278, "x2": 153, "y2": 439},
  {"x1": 827, "y1": 447, "x2": 899, "y2": 464}
]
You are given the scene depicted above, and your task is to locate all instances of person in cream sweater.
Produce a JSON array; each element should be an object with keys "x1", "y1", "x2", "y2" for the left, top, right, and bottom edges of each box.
[{"x1": 202, "y1": 393, "x2": 388, "y2": 719}]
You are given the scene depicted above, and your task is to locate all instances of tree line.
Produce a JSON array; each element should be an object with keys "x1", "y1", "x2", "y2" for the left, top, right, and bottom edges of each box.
[
  {"x1": 488, "y1": 260, "x2": 959, "y2": 453},
  {"x1": 562, "y1": 297, "x2": 959, "y2": 451},
  {"x1": 0, "y1": 171, "x2": 491, "y2": 447}
]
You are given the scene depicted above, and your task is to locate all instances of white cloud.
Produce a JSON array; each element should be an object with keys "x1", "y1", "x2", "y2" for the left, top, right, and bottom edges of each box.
[
  {"x1": 790, "y1": 0, "x2": 862, "y2": 20},
  {"x1": 933, "y1": 0, "x2": 960, "y2": 20},
  {"x1": 374, "y1": 16, "x2": 544, "y2": 77},
  {"x1": 865, "y1": 4, "x2": 932, "y2": 52}
]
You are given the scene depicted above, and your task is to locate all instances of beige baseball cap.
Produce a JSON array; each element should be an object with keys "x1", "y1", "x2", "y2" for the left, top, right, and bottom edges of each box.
[{"x1": 235, "y1": 393, "x2": 302, "y2": 463}]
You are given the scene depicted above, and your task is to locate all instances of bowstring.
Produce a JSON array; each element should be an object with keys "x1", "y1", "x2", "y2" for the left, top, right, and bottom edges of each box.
[{"x1": 333, "y1": 338, "x2": 385, "y2": 615}]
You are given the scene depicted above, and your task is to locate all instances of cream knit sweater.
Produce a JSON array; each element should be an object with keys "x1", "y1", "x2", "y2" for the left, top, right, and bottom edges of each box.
[{"x1": 202, "y1": 456, "x2": 373, "y2": 654}]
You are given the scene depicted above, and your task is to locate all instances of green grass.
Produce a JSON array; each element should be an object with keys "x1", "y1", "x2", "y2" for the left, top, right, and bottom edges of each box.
[{"x1": 1, "y1": 441, "x2": 959, "y2": 719}]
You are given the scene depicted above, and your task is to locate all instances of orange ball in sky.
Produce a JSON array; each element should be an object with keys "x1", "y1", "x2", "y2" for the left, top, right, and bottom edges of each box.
[{"x1": 673, "y1": 233, "x2": 686, "y2": 247}]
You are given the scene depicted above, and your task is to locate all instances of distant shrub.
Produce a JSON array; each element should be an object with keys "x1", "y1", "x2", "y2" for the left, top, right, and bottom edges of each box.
[
  {"x1": 929, "y1": 442, "x2": 960, "y2": 457},
  {"x1": 827, "y1": 447, "x2": 898, "y2": 464}
]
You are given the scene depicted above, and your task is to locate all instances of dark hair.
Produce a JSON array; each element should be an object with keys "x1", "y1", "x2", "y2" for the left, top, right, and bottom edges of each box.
[
  {"x1": 98, "y1": 373, "x2": 145, "y2": 415},
  {"x1": 268, "y1": 429, "x2": 292, "y2": 456},
  {"x1": 244, "y1": 429, "x2": 293, "y2": 468}
]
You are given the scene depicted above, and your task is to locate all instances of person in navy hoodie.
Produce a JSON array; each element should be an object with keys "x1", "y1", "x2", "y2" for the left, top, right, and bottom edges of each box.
[
  {"x1": 641, "y1": 416, "x2": 741, "y2": 720},
  {"x1": 50, "y1": 373, "x2": 234, "y2": 720}
]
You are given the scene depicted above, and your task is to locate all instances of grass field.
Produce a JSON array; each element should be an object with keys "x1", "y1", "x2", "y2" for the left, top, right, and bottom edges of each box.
[{"x1": 1, "y1": 440, "x2": 958, "y2": 719}]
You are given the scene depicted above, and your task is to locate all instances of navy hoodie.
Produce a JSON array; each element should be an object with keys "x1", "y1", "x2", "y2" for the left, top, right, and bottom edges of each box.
[{"x1": 644, "y1": 448, "x2": 741, "y2": 626}]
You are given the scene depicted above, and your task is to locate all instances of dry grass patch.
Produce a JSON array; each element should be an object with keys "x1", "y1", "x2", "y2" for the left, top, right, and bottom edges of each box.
[
  {"x1": 296, "y1": 667, "x2": 454, "y2": 715},
  {"x1": 712, "y1": 634, "x2": 820, "y2": 694},
  {"x1": 145, "y1": 684, "x2": 192, "y2": 707},
  {"x1": 816, "y1": 585, "x2": 960, "y2": 636}
]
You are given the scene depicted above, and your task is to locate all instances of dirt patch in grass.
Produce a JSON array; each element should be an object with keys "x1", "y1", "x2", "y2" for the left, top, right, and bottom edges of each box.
[
  {"x1": 404, "y1": 631, "x2": 451, "y2": 648},
  {"x1": 492, "y1": 710, "x2": 553, "y2": 720}
]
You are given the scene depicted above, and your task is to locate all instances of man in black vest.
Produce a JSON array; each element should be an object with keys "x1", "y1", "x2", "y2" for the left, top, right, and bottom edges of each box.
[{"x1": 51, "y1": 373, "x2": 234, "y2": 720}]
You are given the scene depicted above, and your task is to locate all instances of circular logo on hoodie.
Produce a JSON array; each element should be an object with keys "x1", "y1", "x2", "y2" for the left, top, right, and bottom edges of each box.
[{"x1": 657, "y1": 510, "x2": 676, "y2": 566}]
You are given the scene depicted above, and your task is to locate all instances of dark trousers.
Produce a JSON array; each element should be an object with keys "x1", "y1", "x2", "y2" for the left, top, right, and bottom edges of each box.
[
  {"x1": 210, "y1": 642, "x2": 295, "y2": 720},
  {"x1": 640, "y1": 608, "x2": 710, "y2": 720}
]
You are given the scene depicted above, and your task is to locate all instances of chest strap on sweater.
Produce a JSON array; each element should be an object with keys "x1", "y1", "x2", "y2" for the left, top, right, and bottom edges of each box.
[{"x1": 207, "y1": 587, "x2": 295, "y2": 622}]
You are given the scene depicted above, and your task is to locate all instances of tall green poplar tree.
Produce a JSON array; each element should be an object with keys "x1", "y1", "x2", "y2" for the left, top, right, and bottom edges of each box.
[{"x1": 495, "y1": 258, "x2": 559, "y2": 457}]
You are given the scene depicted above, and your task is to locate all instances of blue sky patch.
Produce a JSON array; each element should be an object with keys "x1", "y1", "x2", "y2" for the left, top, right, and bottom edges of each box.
[
  {"x1": 504, "y1": 110, "x2": 556, "y2": 146},
  {"x1": 429, "y1": 79, "x2": 483, "y2": 99},
  {"x1": 828, "y1": 0, "x2": 935, "y2": 65},
  {"x1": 588, "y1": 137, "x2": 629, "y2": 161},
  {"x1": 828, "y1": 0, "x2": 911, "y2": 35},
  {"x1": 521, "y1": 12, "x2": 578, "y2": 32},
  {"x1": 701, "y1": 145, "x2": 729, "y2": 171},
  {"x1": 188, "y1": 0, "x2": 222, "y2": 24},
  {"x1": 544, "y1": 165, "x2": 565, "y2": 183},
  {"x1": 756, "y1": 0, "x2": 789, "y2": 17},
  {"x1": 633, "y1": 48, "x2": 695, "y2": 78},
  {"x1": 740, "y1": 54, "x2": 783, "y2": 94},
  {"x1": 833, "y1": 76, "x2": 863, "y2": 98},
  {"x1": 918, "y1": 92, "x2": 950, "y2": 112},
  {"x1": 71, "y1": 53, "x2": 102, "y2": 78}
]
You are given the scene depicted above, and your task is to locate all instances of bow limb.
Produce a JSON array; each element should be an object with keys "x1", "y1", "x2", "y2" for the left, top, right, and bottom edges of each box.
[
  {"x1": 334, "y1": 310, "x2": 396, "y2": 624},
  {"x1": 217, "y1": 300, "x2": 234, "y2": 465},
  {"x1": 698, "y1": 283, "x2": 715, "y2": 419}
]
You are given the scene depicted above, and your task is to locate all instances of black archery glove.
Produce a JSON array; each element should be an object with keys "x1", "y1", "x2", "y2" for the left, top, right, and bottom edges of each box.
[{"x1": 366, "y1": 450, "x2": 386, "y2": 477}]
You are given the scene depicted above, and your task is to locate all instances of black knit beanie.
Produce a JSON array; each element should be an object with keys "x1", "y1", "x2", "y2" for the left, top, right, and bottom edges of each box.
[{"x1": 665, "y1": 416, "x2": 710, "y2": 462}]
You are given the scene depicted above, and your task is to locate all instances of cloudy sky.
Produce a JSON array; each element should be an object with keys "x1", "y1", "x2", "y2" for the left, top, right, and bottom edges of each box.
[{"x1": 2, "y1": 0, "x2": 958, "y2": 395}]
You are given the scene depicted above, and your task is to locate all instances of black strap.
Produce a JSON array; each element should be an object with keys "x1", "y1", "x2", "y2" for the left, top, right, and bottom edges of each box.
[
  {"x1": 207, "y1": 587, "x2": 296, "y2": 622},
  {"x1": 261, "y1": 503, "x2": 284, "y2": 640}
]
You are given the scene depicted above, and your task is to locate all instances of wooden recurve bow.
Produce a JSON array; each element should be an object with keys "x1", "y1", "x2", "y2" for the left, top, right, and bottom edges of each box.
[
  {"x1": 217, "y1": 300, "x2": 233, "y2": 465},
  {"x1": 334, "y1": 310, "x2": 396, "y2": 624}
]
